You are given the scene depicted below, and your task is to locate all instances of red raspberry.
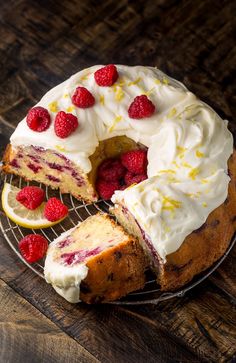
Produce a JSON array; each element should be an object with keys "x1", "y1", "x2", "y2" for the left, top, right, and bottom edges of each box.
[
  {"x1": 26, "y1": 106, "x2": 51, "y2": 132},
  {"x1": 121, "y1": 149, "x2": 148, "y2": 175},
  {"x1": 44, "y1": 197, "x2": 68, "y2": 222},
  {"x1": 16, "y1": 186, "x2": 45, "y2": 210},
  {"x1": 72, "y1": 87, "x2": 95, "y2": 108},
  {"x1": 54, "y1": 111, "x2": 79, "y2": 138},
  {"x1": 94, "y1": 64, "x2": 118, "y2": 86},
  {"x1": 124, "y1": 171, "x2": 147, "y2": 187},
  {"x1": 128, "y1": 95, "x2": 155, "y2": 119},
  {"x1": 19, "y1": 234, "x2": 48, "y2": 263},
  {"x1": 97, "y1": 158, "x2": 126, "y2": 181},
  {"x1": 96, "y1": 179, "x2": 120, "y2": 200}
]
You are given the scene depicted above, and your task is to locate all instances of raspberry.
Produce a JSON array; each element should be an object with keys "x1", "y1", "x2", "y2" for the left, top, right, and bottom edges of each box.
[
  {"x1": 97, "y1": 158, "x2": 126, "y2": 181},
  {"x1": 44, "y1": 197, "x2": 68, "y2": 222},
  {"x1": 26, "y1": 106, "x2": 51, "y2": 132},
  {"x1": 16, "y1": 186, "x2": 45, "y2": 210},
  {"x1": 19, "y1": 234, "x2": 48, "y2": 263},
  {"x1": 128, "y1": 95, "x2": 155, "y2": 119},
  {"x1": 72, "y1": 87, "x2": 95, "y2": 108},
  {"x1": 124, "y1": 171, "x2": 147, "y2": 187},
  {"x1": 54, "y1": 111, "x2": 79, "y2": 138},
  {"x1": 121, "y1": 149, "x2": 148, "y2": 175},
  {"x1": 94, "y1": 64, "x2": 118, "y2": 86},
  {"x1": 96, "y1": 179, "x2": 120, "y2": 199}
]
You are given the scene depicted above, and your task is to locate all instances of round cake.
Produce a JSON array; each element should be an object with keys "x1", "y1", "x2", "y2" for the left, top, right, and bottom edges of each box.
[{"x1": 2, "y1": 65, "x2": 235, "y2": 296}]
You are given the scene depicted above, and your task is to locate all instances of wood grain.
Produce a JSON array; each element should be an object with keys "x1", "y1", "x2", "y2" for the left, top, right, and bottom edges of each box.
[
  {"x1": 0, "y1": 278, "x2": 99, "y2": 363},
  {"x1": 0, "y1": 0, "x2": 236, "y2": 362}
]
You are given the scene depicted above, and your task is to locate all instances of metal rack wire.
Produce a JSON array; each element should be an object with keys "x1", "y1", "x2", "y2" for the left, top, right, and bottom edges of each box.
[{"x1": 1, "y1": 173, "x2": 235, "y2": 305}]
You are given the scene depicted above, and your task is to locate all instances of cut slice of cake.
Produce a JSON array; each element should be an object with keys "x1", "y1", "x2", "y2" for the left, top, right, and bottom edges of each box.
[{"x1": 44, "y1": 213, "x2": 147, "y2": 303}]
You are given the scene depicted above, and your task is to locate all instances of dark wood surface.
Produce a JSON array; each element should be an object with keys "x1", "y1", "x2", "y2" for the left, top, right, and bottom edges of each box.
[{"x1": 0, "y1": 0, "x2": 236, "y2": 362}]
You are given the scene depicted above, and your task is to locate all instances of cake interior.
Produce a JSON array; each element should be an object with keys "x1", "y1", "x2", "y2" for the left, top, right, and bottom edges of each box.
[
  {"x1": 111, "y1": 204, "x2": 162, "y2": 279},
  {"x1": 4, "y1": 135, "x2": 141, "y2": 202},
  {"x1": 52, "y1": 213, "x2": 131, "y2": 266}
]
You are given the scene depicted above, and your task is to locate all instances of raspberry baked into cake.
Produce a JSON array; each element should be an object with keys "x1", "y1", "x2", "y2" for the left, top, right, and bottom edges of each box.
[{"x1": 2, "y1": 64, "x2": 236, "y2": 302}]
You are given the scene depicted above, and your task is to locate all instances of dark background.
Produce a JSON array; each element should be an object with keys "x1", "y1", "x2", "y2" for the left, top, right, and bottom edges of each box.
[{"x1": 0, "y1": 1, "x2": 236, "y2": 362}]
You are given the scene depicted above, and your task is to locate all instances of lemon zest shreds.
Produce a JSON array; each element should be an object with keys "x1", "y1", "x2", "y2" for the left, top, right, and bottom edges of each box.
[{"x1": 48, "y1": 101, "x2": 58, "y2": 113}]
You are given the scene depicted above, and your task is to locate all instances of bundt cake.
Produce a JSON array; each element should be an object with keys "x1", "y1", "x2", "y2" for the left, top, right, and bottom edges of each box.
[
  {"x1": 44, "y1": 213, "x2": 147, "y2": 303},
  {"x1": 2, "y1": 64, "x2": 235, "y2": 301}
]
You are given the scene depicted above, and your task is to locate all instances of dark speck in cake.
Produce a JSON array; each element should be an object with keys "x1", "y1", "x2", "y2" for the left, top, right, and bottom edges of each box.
[
  {"x1": 27, "y1": 163, "x2": 42, "y2": 173},
  {"x1": 85, "y1": 234, "x2": 91, "y2": 239},
  {"x1": 46, "y1": 175, "x2": 60, "y2": 182},
  {"x1": 107, "y1": 273, "x2": 114, "y2": 281},
  {"x1": 114, "y1": 251, "x2": 122, "y2": 261},
  {"x1": 10, "y1": 159, "x2": 19, "y2": 168},
  {"x1": 18, "y1": 153, "x2": 23, "y2": 158},
  {"x1": 193, "y1": 223, "x2": 207, "y2": 234},
  {"x1": 108, "y1": 239, "x2": 114, "y2": 243},
  {"x1": 210, "y1": 219, "x2": 220, "y2": 227},
  {"x1": 80, "y1": 282, "x2": 91, "y2": 294}
]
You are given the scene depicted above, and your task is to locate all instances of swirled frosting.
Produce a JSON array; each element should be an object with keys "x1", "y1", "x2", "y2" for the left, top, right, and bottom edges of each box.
[{"x1": 10, "y1": 65, "x2": 233, "y2": 261}]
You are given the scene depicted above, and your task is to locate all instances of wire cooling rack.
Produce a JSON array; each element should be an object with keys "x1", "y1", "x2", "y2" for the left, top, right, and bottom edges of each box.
[{"x1": 1, "y1": 172, "x2": 235, "y2": 305}]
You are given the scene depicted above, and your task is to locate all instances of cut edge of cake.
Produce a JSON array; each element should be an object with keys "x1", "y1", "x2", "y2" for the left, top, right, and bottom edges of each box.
[{"x1": 44, "y1": 213, "x2": 148, "y2": 304}]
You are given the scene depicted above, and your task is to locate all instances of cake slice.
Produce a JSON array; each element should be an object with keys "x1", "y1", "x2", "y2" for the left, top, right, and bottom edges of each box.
[{"x1": 44, "y1": 213, "x2": 147, "y2": 303}]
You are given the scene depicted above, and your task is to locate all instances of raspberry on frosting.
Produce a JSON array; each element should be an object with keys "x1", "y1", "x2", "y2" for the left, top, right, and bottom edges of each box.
[
  {"x1": 16, "y1": 186, "x2": 45, "y2": 210},
  {"x1": 19, "y1": 234, "x2": 48, "y2": 263},
  {"x1": 96, "y1": 179, "x2": 120, "y2": 200},
  {"x1": 128, "y1": 95, "x2": 155, "y2": 119},
  {"x1": 97, "y1": 158, "x2": 126, "y2": 181},
  {"x1": 124, "y1": 171, "x2": 147, "y2": 187},
  {"x1": 44, "y1": 197, "x2": 68, "y2": 222},
  {"x1": 26, "y1": 106, "x2": 51, "y2": 132},
  {"x1": 94, "y1": 64, "x2": 119, "y2": 86},
  {"x1": 54, "y1": 111, "x2": 79, "y2": 138},
  {"x1": 72, "y1": 86, "x2": 95, "y2": 108},
  {"x1": 121, "y1": 149, "x2": 148, "y2": 175}
]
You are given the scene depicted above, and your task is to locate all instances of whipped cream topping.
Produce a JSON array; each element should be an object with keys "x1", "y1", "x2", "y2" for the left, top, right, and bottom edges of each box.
[
  {"x1": 10, "y1": 65, "x2": 233, "y2": 261},
  {"x1": 44, "y1": 227, "x2": 88, "y2": 303}
]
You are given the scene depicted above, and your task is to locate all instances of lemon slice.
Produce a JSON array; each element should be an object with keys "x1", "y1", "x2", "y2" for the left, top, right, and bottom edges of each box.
[{"x1": 1, "y1": 183, "x2": 65, "y2": 229}]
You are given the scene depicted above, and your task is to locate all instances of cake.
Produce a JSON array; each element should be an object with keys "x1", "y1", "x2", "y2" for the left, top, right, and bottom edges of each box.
[
  {"x1": 2, "y1": 64, "x2": 235, "y2": 299},
  {"x1": 44, "y1": 213, "x2": 147, "y2": 303}
]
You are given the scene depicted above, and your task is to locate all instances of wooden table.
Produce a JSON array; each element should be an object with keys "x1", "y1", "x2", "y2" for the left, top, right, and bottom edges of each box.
[{"x1": 0, "y1": 1, "x2": 236, "y2": 362}]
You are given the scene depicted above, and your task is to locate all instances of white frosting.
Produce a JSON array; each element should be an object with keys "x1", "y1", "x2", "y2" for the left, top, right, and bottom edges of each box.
[
  {"x1": 10, "y1": 65, "x2": 233, "y2": 261},
  {"x1": 44, "y1": 227, "x2": 88, "y2": 303}
]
